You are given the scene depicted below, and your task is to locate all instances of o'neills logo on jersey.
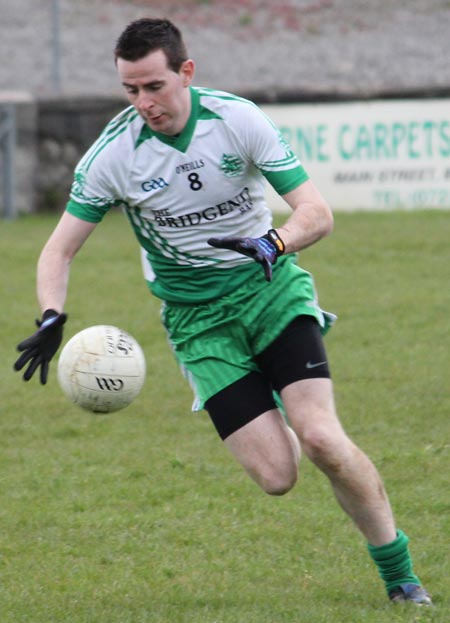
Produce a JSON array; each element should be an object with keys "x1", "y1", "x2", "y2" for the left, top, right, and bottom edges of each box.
[
  {"x1": 175, "y1": 159, "x2": 205, "y2": 174},
  {"x1": 152, "y1": 187, "x2": 253, "y2": 228}
]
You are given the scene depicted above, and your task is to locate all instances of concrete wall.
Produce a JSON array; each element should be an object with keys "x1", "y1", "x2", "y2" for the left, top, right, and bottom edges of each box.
[
  {"x1": 0, "y1": 92, "x2": 38, "y2": 217},
  {"x1": 0, "y1": 95, "x2": 127, "y2": 217},
  {"x1": 35, "y1": 97, "x2": 127, "y2": 213}
]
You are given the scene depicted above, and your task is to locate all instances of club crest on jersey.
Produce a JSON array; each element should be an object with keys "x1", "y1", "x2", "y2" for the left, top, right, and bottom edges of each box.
[
  {"x1": 278, "y1": 132, "x2": 296, "y2": 158},
  {"x1": 72, "y1": 166, "x2": 87, "y2": 197},
  {"x1": 220, "y1": 153, "x2": 245, "y2": 177},
  {"x1": 71, "y1": 164, "x2": 111, "y2": 207}
]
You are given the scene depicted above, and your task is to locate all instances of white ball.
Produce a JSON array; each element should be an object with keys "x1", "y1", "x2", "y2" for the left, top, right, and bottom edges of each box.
[{"x1": 57, "y1": 325, "x2": 146, "y2": 413}]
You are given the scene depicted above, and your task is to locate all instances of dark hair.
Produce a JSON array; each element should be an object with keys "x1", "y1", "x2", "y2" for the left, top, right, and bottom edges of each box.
[{"x1": 114, "y1": 18, "x2": 188, "y2": 72}]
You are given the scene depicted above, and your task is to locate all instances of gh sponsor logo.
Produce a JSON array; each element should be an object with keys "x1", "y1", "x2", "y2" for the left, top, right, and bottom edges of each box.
[{"x1": 141, "y1": 177, "x2": 169, "y2": 192}]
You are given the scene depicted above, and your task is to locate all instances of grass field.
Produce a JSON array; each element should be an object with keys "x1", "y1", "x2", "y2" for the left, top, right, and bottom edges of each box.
[{"x1": 1, "y1": 208, "x2": 449, "y2": 622}]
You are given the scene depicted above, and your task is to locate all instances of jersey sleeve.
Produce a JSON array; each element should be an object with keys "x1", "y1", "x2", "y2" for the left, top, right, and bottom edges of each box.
[
  {"x1": 66, "y1": 157, "x2": 122, "y2": 223},
  {"x1": 239, "y1": 103, "x2": 309, "y2": 195},
  {"x1": 66, "y1": 107, "x2": 138, "y2": 222}
]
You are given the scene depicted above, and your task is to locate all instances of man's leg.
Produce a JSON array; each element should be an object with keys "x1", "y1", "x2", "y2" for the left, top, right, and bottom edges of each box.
[
  {"x1": 218, "y1": 316, "x2": 430, "y2": 603},
  {"x1": 205, "y1": 370, "x2": 300, "y2": 495},
  {"x1": 204, "y1": 316, "x2": 430, "y2": 603},
  {"x1": 224, "y1": 408, "x2": 301, "y2": 495},
  {"x1": 207, "y1": 373, "x2": 430, "y2": 603},
  {"x1": 281, "y1": 377, "x2": 430, "y2": 604},
  {"x1": 282, "y1": 377, "x2": 396, "y2": 545}
]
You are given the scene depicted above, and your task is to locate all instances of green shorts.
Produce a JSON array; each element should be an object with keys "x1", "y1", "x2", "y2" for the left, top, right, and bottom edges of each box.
[{"x1": 161, "y1": 256, "x2": 335, "y2": 411}]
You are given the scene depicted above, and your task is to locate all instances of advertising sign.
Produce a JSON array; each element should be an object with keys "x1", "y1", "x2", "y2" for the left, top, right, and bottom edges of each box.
[{"x1": 261, "y1": 99, "x2": 450, "y2": 211}]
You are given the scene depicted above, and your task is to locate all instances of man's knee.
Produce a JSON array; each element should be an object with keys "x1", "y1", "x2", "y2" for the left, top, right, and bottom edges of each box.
[
  {"x1": 300, "y1": 425, "x2": 353, "y2": 472},
  {"x1": 258, "y1": 463, "x2": 298, "y2": 496}
]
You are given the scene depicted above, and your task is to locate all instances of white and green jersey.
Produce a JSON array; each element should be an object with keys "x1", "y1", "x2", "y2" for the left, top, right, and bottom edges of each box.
[{"x1": 67, "y1": 86, "x2": 309, "y2": 303}]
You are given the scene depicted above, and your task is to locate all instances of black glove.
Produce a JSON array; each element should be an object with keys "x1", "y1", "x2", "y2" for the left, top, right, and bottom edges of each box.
[
  {"x1": 14, "y1": 309, "x2": 67, "y2": 385},
  {"x1": 208, "y1": 229, "x2": 285, "y2": 282}
]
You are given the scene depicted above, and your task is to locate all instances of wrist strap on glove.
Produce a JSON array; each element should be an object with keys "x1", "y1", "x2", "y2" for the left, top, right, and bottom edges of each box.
[
  {"x1": 39, "y1": 309, "x2": 60, "y2": 328},
  {"x1": 263, "y1": 229, "x2": 285, "y2": 257}
]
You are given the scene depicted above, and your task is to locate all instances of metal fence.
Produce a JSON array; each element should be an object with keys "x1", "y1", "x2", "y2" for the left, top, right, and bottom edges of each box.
[{"x1": 0, "y1": 103, "x2": 16, "y2": 220}]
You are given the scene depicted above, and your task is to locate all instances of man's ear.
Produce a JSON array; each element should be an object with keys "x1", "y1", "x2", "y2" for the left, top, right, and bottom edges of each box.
[{"x1": 180, "y1": 59, "x2": 195, "y2": 86}]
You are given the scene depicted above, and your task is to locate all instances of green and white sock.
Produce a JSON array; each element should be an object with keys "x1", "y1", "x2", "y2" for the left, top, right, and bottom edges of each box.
[{"x1": 367, "y1": 529, "x2": 421, "y2": 594}]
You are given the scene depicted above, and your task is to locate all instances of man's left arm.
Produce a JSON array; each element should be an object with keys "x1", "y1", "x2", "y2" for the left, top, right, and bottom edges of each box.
[
  {"x1": 208, "y1": 179, "x2": 333, "y2": 281},
  {"x1": 276, "y1": 179, "x2": 333, "y2": 254}
]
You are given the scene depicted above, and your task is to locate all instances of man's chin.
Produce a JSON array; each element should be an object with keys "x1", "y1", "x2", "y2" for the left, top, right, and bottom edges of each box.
[{"x1": 146, "y1": 115, "x2": 170, "y2": 134}]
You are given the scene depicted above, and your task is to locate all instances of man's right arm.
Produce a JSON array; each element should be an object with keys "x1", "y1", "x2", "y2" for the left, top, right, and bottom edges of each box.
[
  {"x1": 37, "y1": 211, "x2": 97, "y2": 313},
  {"x1": 14, "y1": 211, "x2": 97, "y2": 384}
]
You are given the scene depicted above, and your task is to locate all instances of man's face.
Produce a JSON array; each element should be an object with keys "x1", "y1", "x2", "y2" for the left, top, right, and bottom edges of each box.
[{"x1": 117, "y1": 49, "x2": 194, "y2": 136}]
